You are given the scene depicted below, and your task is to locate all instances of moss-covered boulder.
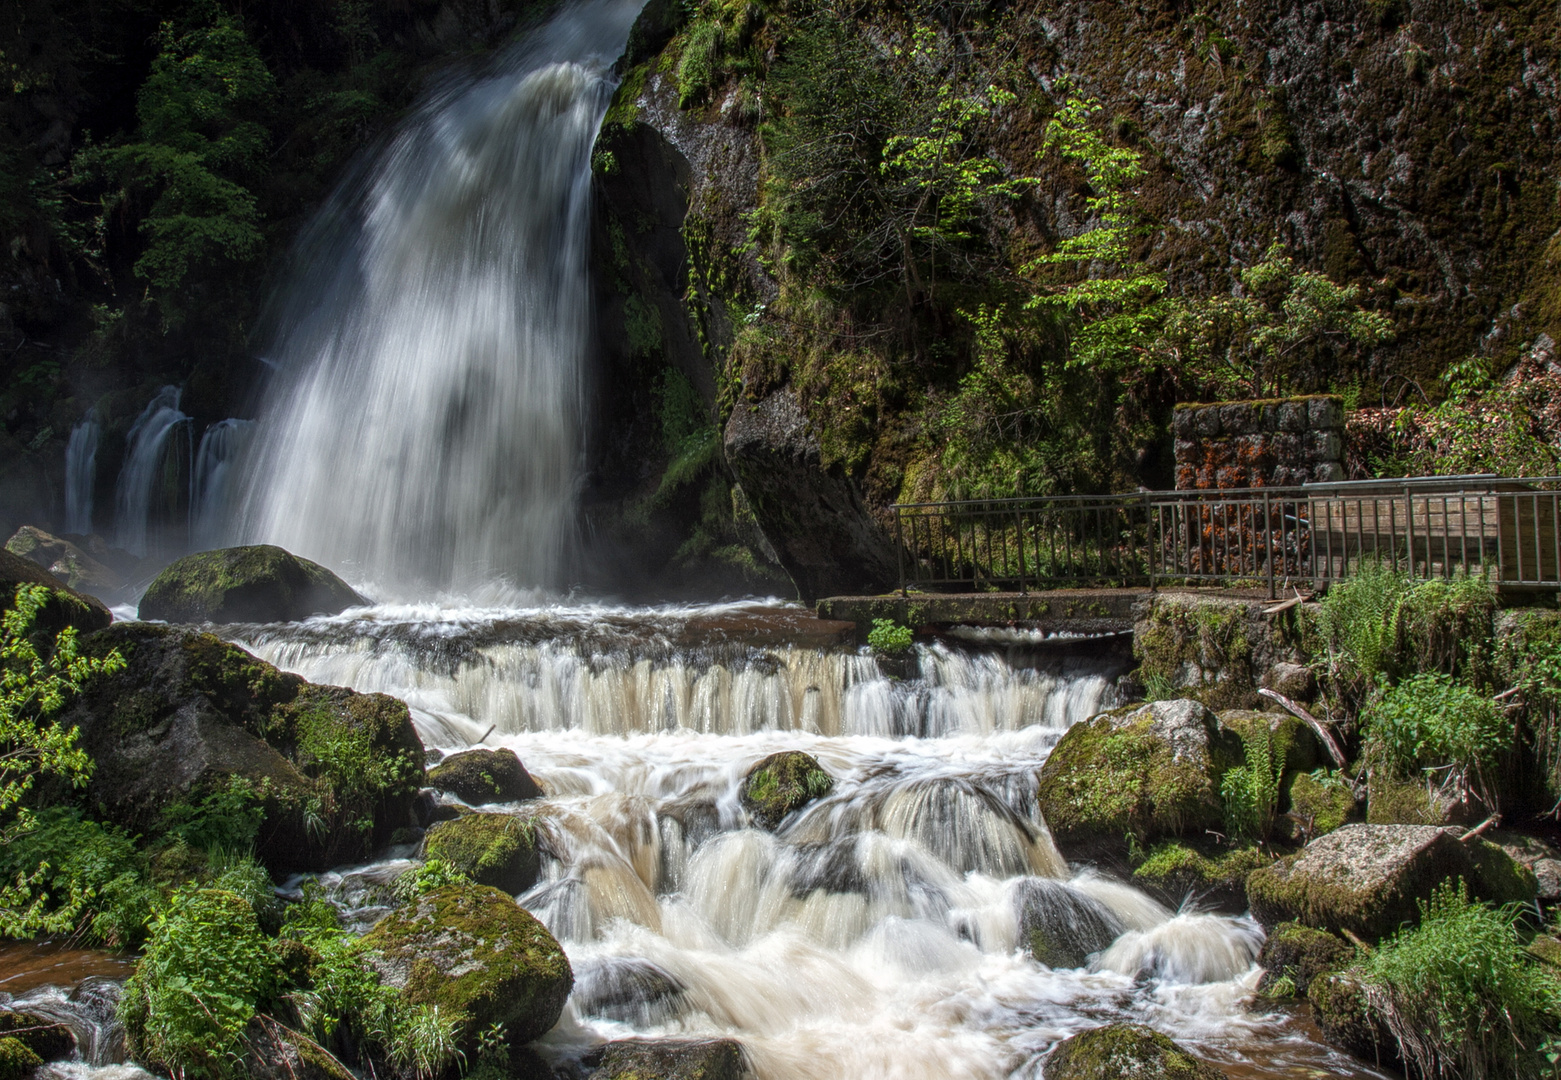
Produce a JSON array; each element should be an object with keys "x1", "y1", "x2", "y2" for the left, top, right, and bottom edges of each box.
[
  {"x1": 0, "y1": 1012, "x2": 75, "y2": 1062},
  {"x1": 423, "y1": 812, "x2": 541, "y2": 894},
  {"x1": 242, "y1": 1017, "x2": 356, "y2": 1080},
  {"x1": 1043, "y1": 1023, "x2": 1223, "y2": 1080},
  {"x1": 426, "y1": 748, "x2": 543, "y2": 805},
  {"x1": 1308, "y1": 972, "x2": 1399, "y2": 1068},
  {"x1": 59, "y1": 623, "x2": 423, "y2": 871},
  {"x1": 6, "y1": 526, "x2": 127, "y2": 600},
  {"x1": 585, "y1": 1038, "x2": 745, "y2": 1080},
  {"x1": 1365, "y1": 775, "x2": 1478, "y2": 827},
  {"x1": 1131, "y1": 841, "x2": 1272, "y2": 912},
  {"x1": 739, "y1": 751, "x2": 833, "y2": 830},
  {"x1": 1255, "y1": 922, "x2": 1352, "y2": 997},
  {"x1": 0, "y1": 547, "x2": 112, "y2": 634},
  {"x1": 1216, "y1": 709, "x2": 1318, "y2": 775},
  {"x1": 363, "y1": 884, "x2": 571, "y2": 1049},
  {"x1": 1246, "y1": 824, "x2": 1536, "y2": 939},
  {"x1": 0, "y1": 1037, "x2": 42, "y2": 1080},
  {"x1": 1012, "y1": 878, "x2": 1124, "y2": 969},
  {"x1": 1286, "y1": 771, "x2": 1356, "y2": 839},
  {"x1": 138, "y1": 545, "x2": 365, "y2": 624},
  {"x1": 1034, "y1": 700, "x2": 1238, "y2": 853}
]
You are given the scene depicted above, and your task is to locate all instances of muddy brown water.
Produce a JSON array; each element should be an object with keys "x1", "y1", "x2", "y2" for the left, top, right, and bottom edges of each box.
[{"x1": 0, "y1": 941, "x2": 133, "y2": 997}]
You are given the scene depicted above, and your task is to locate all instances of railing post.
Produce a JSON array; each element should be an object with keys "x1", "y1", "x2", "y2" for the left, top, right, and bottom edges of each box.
[
  {"x1": 1015, "y1": 508, "x2": 1028, "y2": 595},
  {"x1": 896, "y1": 509, "x2": 906, "y2": 598},
  {"x1": 1263, "y1": 490, "x2": 1275, "y2": 600},
  {"x1": 1405, "y1": 485, "x2": 1416, "y2": 580}
]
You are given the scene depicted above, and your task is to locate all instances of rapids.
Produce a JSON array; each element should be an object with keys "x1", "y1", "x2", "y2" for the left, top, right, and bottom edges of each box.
[{"x1": 226, "y1": 600, "x2": 1393, "y2": 1080}]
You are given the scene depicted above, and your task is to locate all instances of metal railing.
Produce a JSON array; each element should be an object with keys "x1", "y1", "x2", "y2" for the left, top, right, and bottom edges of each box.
[{"x1": 892, "y1": 476, "x2": 1561, "y2": 598}]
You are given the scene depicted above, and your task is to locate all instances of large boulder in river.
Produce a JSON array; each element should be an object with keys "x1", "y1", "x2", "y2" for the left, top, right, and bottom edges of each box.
[
  {"x1": 138, "y1": 545, "x2": 365, "y2": 624},
  {"x1": 1034, "y1": 699, "x2": 1239, "y2": 853},
  {"x1": 362, "y1": 884, "x2": 572, "y2": 1048},
  {"x1": 423, "y1": 812, "x2": 542, "y2": 894},
  {"x1": 1245, "y1": 823, "x2": 1536, "y2": 939},
  {"x1": 426, "y1": 748, "x2": 543, "y2": 805},
  {"x1": 1043, "y1": 1023, "x2": 1223, "y2": 1080},
  {"x1": 5, "y1": 526, "x2": 127, "y2": 600},
  {"x1": 585, "y1": 1038, "x2": 746, "y2": 1080},
  {"x1": 1012, "y1": 878, "x2": 1125, "y2": 969},
  {"x1": 59, "y1": 623, "x2": 423, "y2": 870},
  {"x1": 0, "y1": 547, "x2": 111, "y2": 634},
  {"x1": 739, "y1": 750, "x2": 832, "y2": 830}
]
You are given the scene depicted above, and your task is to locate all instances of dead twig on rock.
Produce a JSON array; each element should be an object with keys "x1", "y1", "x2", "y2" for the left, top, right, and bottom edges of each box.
[{"x1": 1258, "y1": 688, "x2": 1348, "y2": 771}]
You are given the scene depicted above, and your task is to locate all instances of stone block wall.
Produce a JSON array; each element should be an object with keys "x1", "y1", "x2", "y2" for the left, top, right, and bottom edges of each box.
[{"x1": 1172, "y1": 396, "x2": 1345, "y2": 490}]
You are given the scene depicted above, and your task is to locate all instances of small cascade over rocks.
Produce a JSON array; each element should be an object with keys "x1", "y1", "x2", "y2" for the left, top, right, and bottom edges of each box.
[
  {"x1": 63, "y1": 415, "x2": 101, "y2": 535},
  {"x1": 113, "y1": 386, "x2": 190, "y2": 558}
]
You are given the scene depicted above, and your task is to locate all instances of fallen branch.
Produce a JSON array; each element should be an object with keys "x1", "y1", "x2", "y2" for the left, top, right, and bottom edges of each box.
[
  {"x1": 1258, "y1": 688, "x2": 1348, "y2": 771},
  {"x1": 1458, "y1": 814, "x2": 1500, "y2": 841},
  {"x1": 1340, "y1": 927, "x2": 1374, "y2": 953},
  {"x1": 477, "y1": 724, "x2": 497, "y2": 744},
  {"x1": 1262, "y1": 595, "x2": 1304, "y2": 616},
  {"x1": 1493, "y1": 686, "x2": 1522, "y2": 701}
]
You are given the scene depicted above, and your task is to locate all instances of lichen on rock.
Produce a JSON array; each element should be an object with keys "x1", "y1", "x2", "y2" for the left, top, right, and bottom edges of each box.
[
  {"x1": 137, "y1": 544, "x2": 365, "y2": 624},
  {"x1": 423, "y1": 812, "x2": 542, "y2": 895}
]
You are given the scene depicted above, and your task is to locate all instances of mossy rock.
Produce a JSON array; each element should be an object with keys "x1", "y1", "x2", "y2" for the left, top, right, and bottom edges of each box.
[
  {"x1": 1286, "y1": 771, "x2": 1356, "y2": 838},
  {"x1": 242, "y1": 1017, "x2": 356, "y2": 1080},
  {"x1": 1012, "y1": 878, "x2": 1125, "y2": 969},
  {"x1": 0, "y1": 1037, "x2": 42, "y2": 1080},
  {"x1": 1216, "y1": 709, "x2": 1318, "y2": 778},
  {"x1": 362, "y1": 884, "x2": 572, "y2": 1048},
  {"x1": 1035, "y1": 700, "x2": 1238, "y2": 853},
  {"x1": 138, "y1": 544, "x2": 365, "y2": 624},
  {"x1": 1526, "y1": 934, "x2": 1561, "y2": 967},
  {"x1": 739, "y1": 751, "x2": 833, "y2": 830},
  {"x1": 1307, "y1": 972, "x2": 1399, "y2": 1068},
  {"x1": 0, "y1": 1012, "x2": 74, "y2": 1062},
  {"x1": 585, "y1": 1037, "x2": 745, "y2": 1080},
  {"x1": 1246, "y1": 824, "x2": 1536, "y2": 939},
  {"x1": 1365, "y1": 774, "x2": 1477, "y2": 827},
  {"x1": 1042, "y1": 1023, "x2": 1223, "y2": 1080},
  {"x1": 1255, "y1": 922, "x2": 1352, "y2": 997},
  {"x1": 426, "y1": 748, "x2": 543, "y2": 806},
  {"x1": 424, "y1": 812, "x2": 541, "y2": 894},
  {"x1": 0, "y1": 547, "x2": 112, "y2": 635},
  {"x1": 1132, "y1": 841, "x2": 1273, "y2": 912},
  {"x1": 1131, "y1": 596, "x2": 1262, "y2": 711}
]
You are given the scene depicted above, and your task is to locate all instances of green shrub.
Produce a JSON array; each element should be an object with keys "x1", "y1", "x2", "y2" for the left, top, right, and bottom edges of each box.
[
  {"x1": 391, "y1": 858, "x2": 472, "y2": 903},
  {"x1": 0, "y1": 807, "x2": 153, "y2": 946},
  {"x1": 1318, "y1": 561, "x2": 1415, "y2": 689},
  {"x1": 1221, "y1": 723, "x2": 1284, "y2": 841},
  {"x1": 1357, "y1": 879, "x2": 1561, "y2": 1080},
  {"x1": 868, "y1": 618, "x2": 914, "y2": 655},
  {"x1": 1364, "y1": 673, "x2": 1507, "y2": 808},
  {"x1": 159, "y1": 778, "x2": 264, "y2": 852},
  {"x1": 120, "y1": 888, "x2": 278, "y2": 1079}
]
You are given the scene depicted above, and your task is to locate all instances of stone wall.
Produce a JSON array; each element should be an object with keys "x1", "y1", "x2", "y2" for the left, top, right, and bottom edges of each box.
[{"x1": 1173, "y1": 396, "x2": 1345, "y2": 490}]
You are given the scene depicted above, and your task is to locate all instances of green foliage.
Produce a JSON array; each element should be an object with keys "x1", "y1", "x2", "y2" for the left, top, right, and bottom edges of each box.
[
  {"x1": 1357, "y1": 879, "x2": 1561, "y2": 1080},
  {"x1": 867, "y1": 618, "x2": 914, "y2": 655},
  {"x1": 120, "y1": 887, "x2": 278, "y2": 1080},
  {"x1": 0, "y1": 807, "x2": 153, "y2": 946},
  {"x1": 160, "y1": 778, "x2": 264, "y2": 853},
  {"x1": 293, "y1": 706, "x2": 414, "y2": 812},
  {"x1": 1287, "y1": 768, "x2": 1355, "y2": 838},
  {"x1": 651, "y1": 369, "x2": 720, "y2": 502},
  {"x1": 676, "y1": 19, "x2": 725, "y2": 107},
  {"x1": 1, "y1": 586, "x2": 124, "y2": 839},
  {"x1": 1317, "y1": 561, "x2": 1416, "y2": 689},
  {"x1": 1221, "y1": 723, "x2": 1285, "y2": 841},
  {"x1": 392, "y1": 859, "x2": 473, "y2": 904},
  {"x1": 1363, "y1": 673, "x2": 1508, "y2": 808}
]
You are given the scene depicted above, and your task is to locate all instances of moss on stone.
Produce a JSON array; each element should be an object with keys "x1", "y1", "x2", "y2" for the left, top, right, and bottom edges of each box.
[
  {"x1": 426, "y1": 748, "x2": 543, "y2": 806},
  {"x1": 0, "y1": 1013, "x2": 74, "y2": 1062},
  {"x1": 0, "y1": 1037, "x2": 43, "y2": 1080},
  {"x1": 1132, "y1": 841, "x2": 1272, "y2": 908},
  {"x1": 1256, "y1": 922, "x2": 1352, "y2": 997},
  {"x1": 1133, "y1": 596, "x2": 1257, "y2": 711},
  {"x1": 423, "y1": 813, "x2": 541, "y2": 895},
  {"x1": 1043, "y1": 1023, "x2": 1223, "y2": 1080},
  {"x1": 138, "y1": 545, "x2": 364, "y2": 624},
  {"x1": 1365, "y1": 775, "x2": 1469, "y2": 827},
  {"x1": 1287, "y1": 770, "x2": 1356, "y2": 836},
  {"x1": 1307, "y1": 972, "x2": 1398, "y2": 1066},
  {"x1": 362, "y1": 884, "x2": 572, "y2": 1047},
  {"x1": 739, "y1": 751, "x2": 832, "y2": 830}
]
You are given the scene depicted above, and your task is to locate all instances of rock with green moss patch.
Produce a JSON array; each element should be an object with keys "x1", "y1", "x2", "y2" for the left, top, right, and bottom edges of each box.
[
  {"x1": 0, "y1": 1036, "x2": 42, "y2": 1080},
  {"x1": 5, "y1": 526, "x2": 127, "y2": 600},
  {"x1": 1365, "y1": 774, "x2": 1477, "y2": 827},
  {"x1": 0, "y1": 547, "x2": 112, "y2": 635},
  {"x1": 1246, "y1": 824, "x2": 1536, "y2": 939},
  {"x1": 739, "y1": 751, "x2": 833, "y2": 830},
  {"x1": 0, "y1": 1012, "x2": 74, "y2": 1062},
  {"x1": 1286, "y1": 771, "x2": 1356, "y2": 838},
  {"x1": 1034, "y1": 700, "x2": 1239, "y2": 853},
  {"x1": 585, "y1": 1037, "x2": 745, "y2": 1080},
  {"x1": 423, "y1": 812, "x2": 541, "y2": 894},
  {"x1": 138, "y1": 545, "x2": 364, "y2": 624},
  {"x1": 1012, "y1": 878, "x2": 1124, "y2": 968},
  {"x1": 362, "y1": 884, "x2": 572, "y2": 1049},
  {"x1": 1215, "y1": 709, "x2": 1318, "y2": 776},
  {"x1": 1307, "y1": 972, "x2": 1399, "y2": 1067},
  {"x1": 242, "y1": 1017, "x2": 356, "y2": 1080},
  {"x1": 1131, "y1": 841, "x2": 1273, "y2": 912},
  {"x1": 59, "y1": 623, "x2": 423, "y2": 871},
  {"x1": 1255, "y1": 922, "x2": 1351, "y2": 996},
  {"x1": 427, "y1": 748, "x2": 543, "y2": 805},
  {"x1": 1042, "y1": 1023, "x2": 1223, "y2": 1079}
]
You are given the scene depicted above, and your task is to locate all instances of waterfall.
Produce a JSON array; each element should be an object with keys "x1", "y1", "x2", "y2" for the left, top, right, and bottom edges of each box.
[
  {"x1": 236, "y1": 0, "x2": 646, "y2": 593},
  {"x1": 63, "y1": 415, "x2": 101, "y2": 535},
  {"x1": 113, "y1": 387, "x2": 190, "y2": 557},
  {"x1": 190, "y1": 419, "x2": 255, "y2": 551}
]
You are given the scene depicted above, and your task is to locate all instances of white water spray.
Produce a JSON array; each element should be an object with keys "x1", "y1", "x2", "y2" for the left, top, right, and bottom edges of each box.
[
  {"x1": 190, "y1": 419, "x2": 255, "y2": 550},
  {"x1": 113, "y1": 387, "x2": 189, "y2": 557},
  {"x1": 63, "y1": 414, "x2": 101, "y2": 535},
  {"x1": 237, "y1": 0, "x2": 644, "y2": 591}
]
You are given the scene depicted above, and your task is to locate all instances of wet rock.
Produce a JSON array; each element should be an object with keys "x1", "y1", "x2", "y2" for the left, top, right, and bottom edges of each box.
[
  {"x1": 0, "y1": 1012, "x2": 74, "y2": 1062},
  {"x1": 1308, "y1": 972, "x2": 1399, "y2": 1068},
  {"x1": 137, "y1": 544, "x2": 365, "y2": 624},
  {"x1": 584, "y1": 1037, "x2": 745, "y2": 1080},
  {"x1": 572, "y1": 958, "x2": 685, "y2": 1026},
  {"x1": 0, "y1": 1036, "x2": 42, "y2": 1080},
  {"x1": 413, "y1": 789, "x2": 463, "y2": 828},
  {"x1": 1245, "y1": 824, "x2": 1536, "y2": 939},
  {"x1": 5, "y1": 526, "x2": 126, "y2": 600},
  {"x1": 58, "y1": 623, "x2": 423, "y2": 871},
  {"x1": 1129, "y1": 841, "x2": 1272, "y2": 912},
  {"x1": 362, "y1": 884, "x2": 572, "y2": 1048},
  {"x1": 1012, "y1": 878, "x2": 1125, "y2": 969},
  {"x1": 1255, "y1": 922, "x2": 1351, "y2": 996},
  {"x1": 739, "y1": 750, "x2": 832, "y2": 830},
  {"x1": 722, "y1": 388, "x2": 898, "y2": 603},
  {"x1": 241, "y1": 1017, "x2": 355, "y2": 1080},
  {"x1": 1034, "y1": 699, "x2": 1239, "y2": 853},
  {"x1": 423, "y1": 812, "x2": 541, "y2": 895},
  {"x1": 0, "y1": 547, "x2": 111, "y2": 635},
  {"x1": 426, "y1": 748, "x2": 543, "y2": 805},
  {"x1": 1042, "y1": 1023, "x2": 1222, "y2": 1080}
]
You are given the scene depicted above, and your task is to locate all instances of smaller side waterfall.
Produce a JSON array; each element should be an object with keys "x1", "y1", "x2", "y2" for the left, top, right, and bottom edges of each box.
[
  {"x1": 63, "y1": 415, "x2": 101, "y2": 534},
  {"x1": 114, "y1": 387, "x2": 191, "y2": 557},
  {"x1": 191, "y1": 419, "x2": 255, "y2": 550}
]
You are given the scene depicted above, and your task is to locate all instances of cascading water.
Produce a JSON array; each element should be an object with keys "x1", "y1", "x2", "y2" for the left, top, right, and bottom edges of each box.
[
  {"x1": 63, "y1": 415, "x2": 101, "y2": 535},
  {"x1": 190, "y1": 419, "x2": 255, "y2": 550},
  {"x1": 112, "y1": 387, "x2": 190, "y2": 557},
  {"x1": 235, "y1": 0, "x2": 645, "y2": 592}
]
